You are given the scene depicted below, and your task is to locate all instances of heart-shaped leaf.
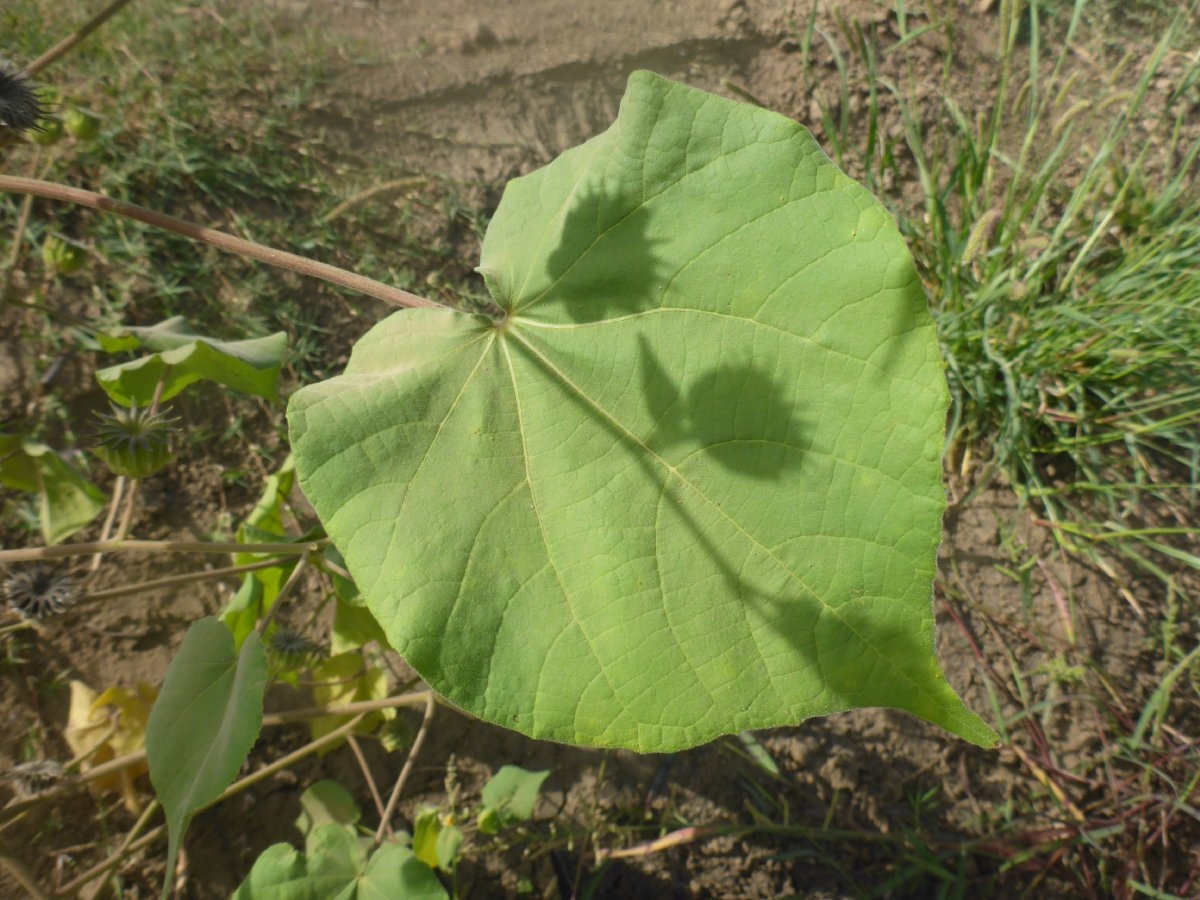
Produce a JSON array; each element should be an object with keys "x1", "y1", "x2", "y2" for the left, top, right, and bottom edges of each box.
[
  {"x1": 295, "y1": 781, "x2": 361, "y2": 838},
  {"x1": 288, "y1": 71, "x2": 997, "y2": 751},
  {"x1": 146, "y1": 618, "x2": 268, "y2": 900}
]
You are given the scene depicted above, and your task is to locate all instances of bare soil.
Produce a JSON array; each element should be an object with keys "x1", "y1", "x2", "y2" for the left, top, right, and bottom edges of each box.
[{"x1": 2, "y1": 1, "x2": 1196, "y2": 898}]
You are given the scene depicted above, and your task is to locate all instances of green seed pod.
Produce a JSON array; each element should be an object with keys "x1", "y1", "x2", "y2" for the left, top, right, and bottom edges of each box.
[
  {"x1": 41, "y1": 234, "x2": 87, "y2": 276},
  {"x1": 64, "y1": 107, "x2": 101, "y2": 141},
  {"x1": 29, "y1": 114, "x2": 62, "y2": 145},
  {"x1": 93, "y1": 404, "x2": 176, "y2": 479}
]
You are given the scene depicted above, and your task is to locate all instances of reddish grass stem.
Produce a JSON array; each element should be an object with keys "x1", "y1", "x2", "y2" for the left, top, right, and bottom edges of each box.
[{"x1": 374, "y1": 692, "x2": 436, "y2": 845}]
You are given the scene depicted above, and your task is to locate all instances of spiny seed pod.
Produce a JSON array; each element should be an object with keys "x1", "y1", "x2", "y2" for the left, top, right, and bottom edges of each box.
[
  {"x1": 5, "y1": 760, "x2": 65, "y2": 797},
  {"x1": 0, "y1": 57, "x2": 43, "y2": 134},
  {"x1": 269, "y1": 628, "x2": 322, "y2": 667},
  {"x1": 4, "y1": 565, "x2": 77, "y2": 621},
  {"x1": 93, "y1": 404, "x2": 176, "y2": 479},
  {"x1": 64, "y1": 107, "x2": 101, "y2": 141},
  {"x1": 28, "y1": 85, "x2": 62, "y2": 146},
  {"x1": 42, "y1": 233, "x2": 87, "y2": 276}
]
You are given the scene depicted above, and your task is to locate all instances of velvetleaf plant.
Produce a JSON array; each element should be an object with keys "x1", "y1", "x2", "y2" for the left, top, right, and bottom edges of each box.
[
  {"x1": 288, "y1": 71, "x2": 997, "y2": 752},
  {"x1": 0, "y1": 50, "x2": 1000, "y2": 897}
]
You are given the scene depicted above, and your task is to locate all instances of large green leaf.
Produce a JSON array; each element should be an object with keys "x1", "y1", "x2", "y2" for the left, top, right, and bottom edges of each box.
[
  {"x1": 233, "y1": 825, "x2": 449, "y2": 900},
  {"x1": 146, "y1": 618, "x2": 268, "y2": 900},
  {"x1": 0, "y1": 434, "x2": 105, "y2": 544},
  {"x1": 95, "y1": 316, "x2": 286, "y2": 406},
  {"x1": 288, "y1": 71, "x2": 997, "y2": 751}
]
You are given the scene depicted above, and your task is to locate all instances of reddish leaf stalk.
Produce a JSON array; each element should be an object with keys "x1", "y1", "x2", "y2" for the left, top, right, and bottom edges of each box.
[{"x1": 0, "y1": 175, "x2": 443, "y2": 312}]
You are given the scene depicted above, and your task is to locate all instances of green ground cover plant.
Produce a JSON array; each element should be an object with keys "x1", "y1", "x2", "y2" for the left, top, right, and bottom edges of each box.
[{"x1": 1, "y1": 0, "x2": 1197, "y2": 897}]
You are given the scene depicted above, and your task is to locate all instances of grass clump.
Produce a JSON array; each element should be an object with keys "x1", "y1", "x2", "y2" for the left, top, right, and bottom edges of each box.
[
  {"x1": 800, "y1": 0, "x2": 1200, "y2": 590},
  {"x1": 793, "y1": 0, "x2": 1200, "y2": 895},
  {"x1": 0, "y1": 0, "x2": 466, "y2": 386}
]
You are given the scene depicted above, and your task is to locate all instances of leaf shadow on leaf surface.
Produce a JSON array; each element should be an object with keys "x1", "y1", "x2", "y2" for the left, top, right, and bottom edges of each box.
[
  {"x1": 513, "y1": 326, "x2": 957, "y2": 723},
  {"x1": 536, "y1": 179, "x2": 670, "y2": 322},
  {"x1": 637, "y1": 334, "x2": 805, "y2": 481}
]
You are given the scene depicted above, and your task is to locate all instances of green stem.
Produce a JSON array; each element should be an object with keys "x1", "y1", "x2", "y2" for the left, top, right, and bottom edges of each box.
[{"x1": 263, "y1": 690, "x2": 434, "y2": 726}]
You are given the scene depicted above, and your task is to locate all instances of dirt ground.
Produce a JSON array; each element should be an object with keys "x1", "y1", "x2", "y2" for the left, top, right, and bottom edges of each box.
[{"x1": 2, "y1": 1, "x2": 1196, "y2": 897}]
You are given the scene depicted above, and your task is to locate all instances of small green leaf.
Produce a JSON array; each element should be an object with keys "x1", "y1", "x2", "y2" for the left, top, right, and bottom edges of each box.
[
  {"x1": 476, "y1": 807, "x2": 502, "y2": 836},
  {"x1": 95, "y1": 317, "x2": 286, "y2": 406},
  {"x1": 309, "y1": 653, "x2": 394, "y2": 745},
  {"x1": 296, "y1": 781, "x2": 361, "y2": 838},
  {"x1": 42, "y1": 233, "x2": 87, "y2": 275},
  {"x1": 147, "y1": 618, "x2": 268, "y2": 900},
  {"x1": 234, "y1": 825, "x2": 448, "y2": 900},
  {"x1": 360, "y1": 841, "x2": 448, "y2": 900},
  {"x1": 235, "y1": 458, "x2": 299, "y2": 595},
  {"x1": 238, "y1": 456, "x2": 296, "y2": 541},
  {"x1": 0, "y1": 435, "x2": 105, "y2": 545},
  {"x1": 221, "y1": 575, "x2": 263, "y2": 651},
  {"x1": 411, "y1": 808, "x2": 442, "y2": 870},
  {"x1": 325, "y1": 553, "x2": 388, "y2": 655},
  {"x1": 0, "y1": 434, "x2": 39, "y2": 492},
  {"x1": 479, "y1": 766, "x2": 549, "y2": 830},
  {"x1": 434, "y1": 824, "x2": 463, "y2": 873},
  {"x1": 331, "y1": 596, "x2": 389, "y2": 655},
  {"x1": 234, "y1": 824, "x2": 363, "y2": 900}
]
